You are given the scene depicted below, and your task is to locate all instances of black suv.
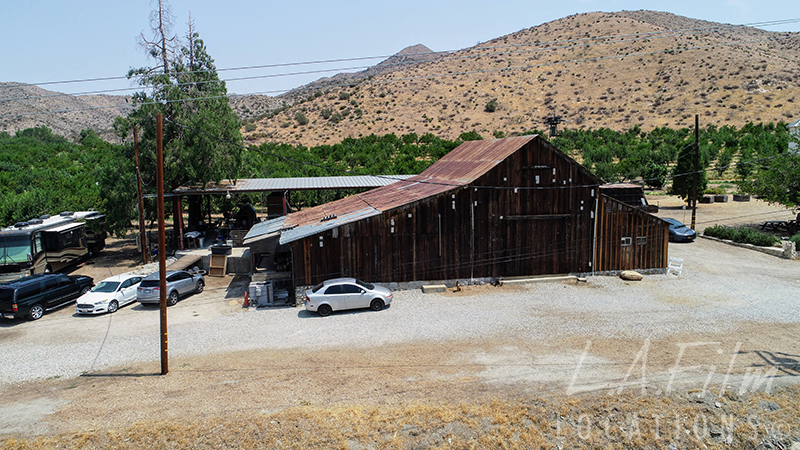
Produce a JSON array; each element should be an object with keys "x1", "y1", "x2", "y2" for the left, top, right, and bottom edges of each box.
[{"x1": 0, "y1": 273, "x2": 94, "y2": 320}]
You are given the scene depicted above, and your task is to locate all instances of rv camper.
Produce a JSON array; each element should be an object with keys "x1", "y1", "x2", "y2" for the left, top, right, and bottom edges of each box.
[{"x1": 0, "y1": 211, "x2": 106, "y2": 283}]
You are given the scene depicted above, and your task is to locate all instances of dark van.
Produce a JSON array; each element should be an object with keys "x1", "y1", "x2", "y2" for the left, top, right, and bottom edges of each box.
[{"x1": 0, "y1": 273, "x2": 94, "y2": 320}]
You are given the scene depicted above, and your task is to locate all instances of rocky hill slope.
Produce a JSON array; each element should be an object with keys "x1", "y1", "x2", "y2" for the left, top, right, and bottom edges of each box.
[
  {"x1": 3, "y1": 11, "x2": 798, "y2": 145},
  {"x1": 245, "y1": 10, "x2": 800, "y2": 147},
  {"x1": 0, "y1": 82, "x2": 131, "y2": 142}
]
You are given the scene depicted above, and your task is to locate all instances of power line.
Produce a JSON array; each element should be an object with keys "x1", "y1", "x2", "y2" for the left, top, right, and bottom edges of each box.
[
  {"x1": 3, "y1": 16, "x2": 798, "y2": 93},
  {"x1": 2, "y1": 31, "x2": 794, "y2": 120},
  {"x1": 164, "y1": 115, "x2": 797, "y2": 199},
  {"x1": 2, "y1": 18, "x2": 798, "y2": 106}
]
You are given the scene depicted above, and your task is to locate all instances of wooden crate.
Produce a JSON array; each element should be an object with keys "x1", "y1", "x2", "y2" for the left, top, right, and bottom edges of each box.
[{"x1": 209, "y1": 254, "x2": 227, "y2": 277}]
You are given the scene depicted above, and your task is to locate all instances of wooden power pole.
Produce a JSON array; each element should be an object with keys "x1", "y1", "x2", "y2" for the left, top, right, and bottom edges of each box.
[
  {"x1": 133, "y1": 126, "x2": 148, "y2": 265},
  {"x1": 690, "y1": 115, "x2": 699, "y2": 230},
  {"x1": 156, "y1": 113, "x2": 169, "y2": 375}
]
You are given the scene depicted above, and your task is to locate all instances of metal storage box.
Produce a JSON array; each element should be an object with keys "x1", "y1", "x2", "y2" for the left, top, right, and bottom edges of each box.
[{"x1": 248, "y1": 281, "x2": 273, "y2": 306}]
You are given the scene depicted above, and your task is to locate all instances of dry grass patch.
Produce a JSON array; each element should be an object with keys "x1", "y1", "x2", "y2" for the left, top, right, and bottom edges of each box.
[{"x1": 4, "y1": 385, "x2": 799, "y2": 449}]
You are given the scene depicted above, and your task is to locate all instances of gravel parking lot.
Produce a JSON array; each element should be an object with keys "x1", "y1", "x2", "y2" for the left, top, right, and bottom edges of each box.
[
  {"x1": 1, "y1": 231, "x2": 798, "y2": 387},
  {"x1": 1, "y1": 197, "x2": 799, "y2": 440}
]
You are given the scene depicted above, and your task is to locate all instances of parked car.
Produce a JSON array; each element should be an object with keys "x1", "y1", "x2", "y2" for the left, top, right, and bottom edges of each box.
[
  {"x1": 664, "y1": 218, "x2": 697, "y2": 242},
  {"x1": 136, "y1": 270, "x2": 205, "y2": 306},
  {"x1": 76, "y1": 274, "x2": 144, "y2": 315},
  {"x1": 0, "y1": 273, "x2": 94, "y2": 320},
  {"x1": 305, "y1": 278, "x2": 392, "y2": 317}
]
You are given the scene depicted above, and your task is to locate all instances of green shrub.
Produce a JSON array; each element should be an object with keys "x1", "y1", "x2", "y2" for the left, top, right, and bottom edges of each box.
[
  {"x1": 320, "y1": 108, "x2": 333, "y2": 120},
  {"x1": 294, "y1": 112, "x2": 309, "y2": 126},
  {"x1": 280, "y1": 122, "x2": 291, "y2": 128},
  {"x1": 485, "y1": 99, "x2": 498, "y2": 112},
  {"x1": 703, "y1": 225, "x2": 779, "y2": 247},
  {"x1": 243, "y1": 123, "x2": 257, "y2": 132},
  {"x1": 329, "y1": 112, "x2": 343, "y2": 123},
  {"x1": 338, "y1": 92, "x2": 350, "y2": 101},
  {"x1": 704, "y1": 187, "x2": 726, "y2": 195}
]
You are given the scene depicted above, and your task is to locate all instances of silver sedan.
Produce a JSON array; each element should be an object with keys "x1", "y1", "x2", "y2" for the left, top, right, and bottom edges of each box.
[
  {"x1": 304, "y1": 278, "x2": 393, "y2": 317},
  {"x1": 136, "y1": 270, "x2": 205, "y2": 306}
]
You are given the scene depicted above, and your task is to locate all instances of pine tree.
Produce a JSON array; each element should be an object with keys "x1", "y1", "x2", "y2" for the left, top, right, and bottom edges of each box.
[{"x1": 114, "y1": 2, "x2": 242, "y2": 233}]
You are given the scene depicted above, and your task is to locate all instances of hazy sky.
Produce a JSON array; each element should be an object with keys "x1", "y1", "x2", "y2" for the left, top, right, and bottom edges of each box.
[{"x1": 2, "y1": 0, "x2": 799, "y2": 96}]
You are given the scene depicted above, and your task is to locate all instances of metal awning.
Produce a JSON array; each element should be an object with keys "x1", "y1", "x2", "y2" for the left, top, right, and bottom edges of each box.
[{"x1": 44, "y1": 222, "x2": 84, "y2": 233}]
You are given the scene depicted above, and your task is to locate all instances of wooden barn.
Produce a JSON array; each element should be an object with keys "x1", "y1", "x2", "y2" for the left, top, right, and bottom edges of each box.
[{"x1": 245, "y1": 135, "x2": 669, "y2": 287}]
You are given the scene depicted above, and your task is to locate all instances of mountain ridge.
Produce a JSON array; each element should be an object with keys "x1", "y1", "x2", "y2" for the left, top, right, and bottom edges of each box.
[
  {"x1": 244, "y1": 10, "x2": 799, "y2": 147},
  {"x1": 2, "y1": 10, "x2": 798, "y2": 144}
]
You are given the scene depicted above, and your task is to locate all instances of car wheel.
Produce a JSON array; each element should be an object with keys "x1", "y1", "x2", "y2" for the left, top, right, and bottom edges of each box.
[
  {"x1": 107, "y1": 300, "x2": 119, "y2": 314},
  {"x1": 167, "y1": 291, "x2": 179, "y2": 306},
  {"x1": 80, "y1": 286, "x2": 91, "y2": 295},
  {"x1": 195, "y1": 280, "x2": 205, "y2": 294},
  {"x1": 28, "y1": 303, "x2": 45, "y2": 320},
  {"x1": 370, "y1": 299, "x2": 385, "y2": 311},
  {"x1": 317, "y1": 304, "x2": 332, "y2": 317}
]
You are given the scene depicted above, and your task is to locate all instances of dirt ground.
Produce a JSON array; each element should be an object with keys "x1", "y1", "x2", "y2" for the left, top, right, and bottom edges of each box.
[{"x1": 2, "y1": 196, "x2": 799, "y2": 449}]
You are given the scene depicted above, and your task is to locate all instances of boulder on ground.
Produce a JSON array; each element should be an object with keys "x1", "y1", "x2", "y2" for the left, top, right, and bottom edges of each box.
[{"x1": 620, "y1": 270, "x2": 644, "y2": 281}]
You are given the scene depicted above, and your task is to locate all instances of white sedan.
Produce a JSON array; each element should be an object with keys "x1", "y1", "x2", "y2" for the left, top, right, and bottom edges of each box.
[
  {"x1": 76, "y1": 274, "x2": 144, "y2": 315},
  {"x1": 304, "y1": 278, "x2": 393, "y2": 317}
]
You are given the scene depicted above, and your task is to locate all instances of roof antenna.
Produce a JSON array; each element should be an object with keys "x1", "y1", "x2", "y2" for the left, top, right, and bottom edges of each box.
[{"x1": 544, "y1": 113, "x2": 567, "y2": 137}]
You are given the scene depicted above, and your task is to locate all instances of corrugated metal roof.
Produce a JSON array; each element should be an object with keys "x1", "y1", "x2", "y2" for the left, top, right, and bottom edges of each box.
[
  {"x1": 243, "y1": 216, "x2": 286, "y2": 243},
  {"x1": 280, "y1": 207, "x2": 380, "y2": 244},
  {"x1": 273, "y1": 136, "x2": 540, "y2": 243},
  {"x1": 418, "y1": 135, "x2": 537, "y2": 183},
  {"x1": 600, "y1": 183, "x2": 644, "y2": 189},
  {"x1": 174, "y1": 175, "x2": 413, "y2": 195}
]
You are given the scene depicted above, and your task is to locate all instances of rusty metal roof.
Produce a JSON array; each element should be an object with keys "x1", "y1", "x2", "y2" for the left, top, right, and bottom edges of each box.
[
  {"x1": 417, "y1": 135, "x2": 537, "y2": 183},
  {"x1": 266, "y1": 136, "x2": 540, "y2": 244}
]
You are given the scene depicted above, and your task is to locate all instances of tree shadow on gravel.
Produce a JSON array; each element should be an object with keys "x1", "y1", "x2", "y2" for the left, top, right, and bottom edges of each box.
[
  {"x1": 743, "y1": 350, "x2": 800, "y2": 376},
  {"x1": 80, "y1": 372, "x2": 162, "y2": 379}
]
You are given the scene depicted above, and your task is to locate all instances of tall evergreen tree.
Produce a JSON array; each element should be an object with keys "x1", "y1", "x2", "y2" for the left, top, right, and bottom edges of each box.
[{"x1": 115, "y1": 2, "x2": 242, "y2": 233}]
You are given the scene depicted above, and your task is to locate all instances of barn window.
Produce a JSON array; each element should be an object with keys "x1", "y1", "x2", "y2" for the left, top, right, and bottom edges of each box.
[
  {"x1": 621, "y1": 237, "x2": 632, "y2": 246},
  {"x1": 637, "y1": 237, "x2": 647, "y2": 245}
]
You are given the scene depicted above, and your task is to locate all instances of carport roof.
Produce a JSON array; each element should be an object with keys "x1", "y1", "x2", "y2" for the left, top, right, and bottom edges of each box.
[{"x1": 172, "y1": 175, "x2": 413, "y2": 196}]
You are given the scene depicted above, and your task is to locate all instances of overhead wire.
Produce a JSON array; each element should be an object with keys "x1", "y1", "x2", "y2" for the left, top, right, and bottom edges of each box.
[
  {"x1": 164, "y1": 114, "x2": 797, "y2": 196},
  {"x1": 2, "y1": 31, "x2": 793, "y2": 120},
  {"x1": 3, "y1": 16, "x2": 799, "y2": 94},
  {"x1": 1, "y1": 18, "x2": 798, "y2": 114},
  {"x1": 5, "y1": 19, "x2": 798, "y2": 103}
]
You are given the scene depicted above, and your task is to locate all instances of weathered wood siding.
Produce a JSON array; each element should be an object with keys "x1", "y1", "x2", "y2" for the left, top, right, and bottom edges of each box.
[
  {"x1": 594, "y1": 194, "x2": 669, "y2": 272},
  {"x1": 291, "y1": 138, "x2": 609, "y2": 285}
]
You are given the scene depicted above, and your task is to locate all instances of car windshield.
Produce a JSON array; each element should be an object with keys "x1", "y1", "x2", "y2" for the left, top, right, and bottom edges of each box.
[
  {"x1": 92, "y1": 281, "x2": 120, "y2": 293},
  {"x1": 665, "y1": 219, "x2": 683, "y2": 228},
  {"x1": 0, "y1": 235, "x2": 32, "y2": 264},
  {"x1": 355, "y1": 279, "x2": 375, "y2": 290}
]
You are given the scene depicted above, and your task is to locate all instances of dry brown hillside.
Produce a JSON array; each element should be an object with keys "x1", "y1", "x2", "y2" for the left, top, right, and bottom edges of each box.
[
  {"x1": 0, "y1": 82, "x2": 131, "y2": 142},
  {"x1": 245, "y1": 10, "x2": 800, "y2": 147}
]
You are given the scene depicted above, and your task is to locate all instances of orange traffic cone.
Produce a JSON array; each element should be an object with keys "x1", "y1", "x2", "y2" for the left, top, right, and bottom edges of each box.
[{"x1": 243, "y1": 292, "x2": 250, "y2": 308}]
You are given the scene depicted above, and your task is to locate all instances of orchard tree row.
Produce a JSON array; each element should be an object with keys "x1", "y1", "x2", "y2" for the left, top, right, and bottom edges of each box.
[{"x1": 1, "y1": 122, "x2": 796, "y2": 235}]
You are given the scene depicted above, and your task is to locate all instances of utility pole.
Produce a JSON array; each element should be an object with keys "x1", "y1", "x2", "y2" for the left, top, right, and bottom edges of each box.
[
  {"x1": 690, "y1": 114, "x2": 699, "y2": 231},
  {"x1": 157, "y1": 113, "x2": 169, "y2": 375},
  {"x1": 133, "y1": 126, "x2": 148, "y2": 265}
]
